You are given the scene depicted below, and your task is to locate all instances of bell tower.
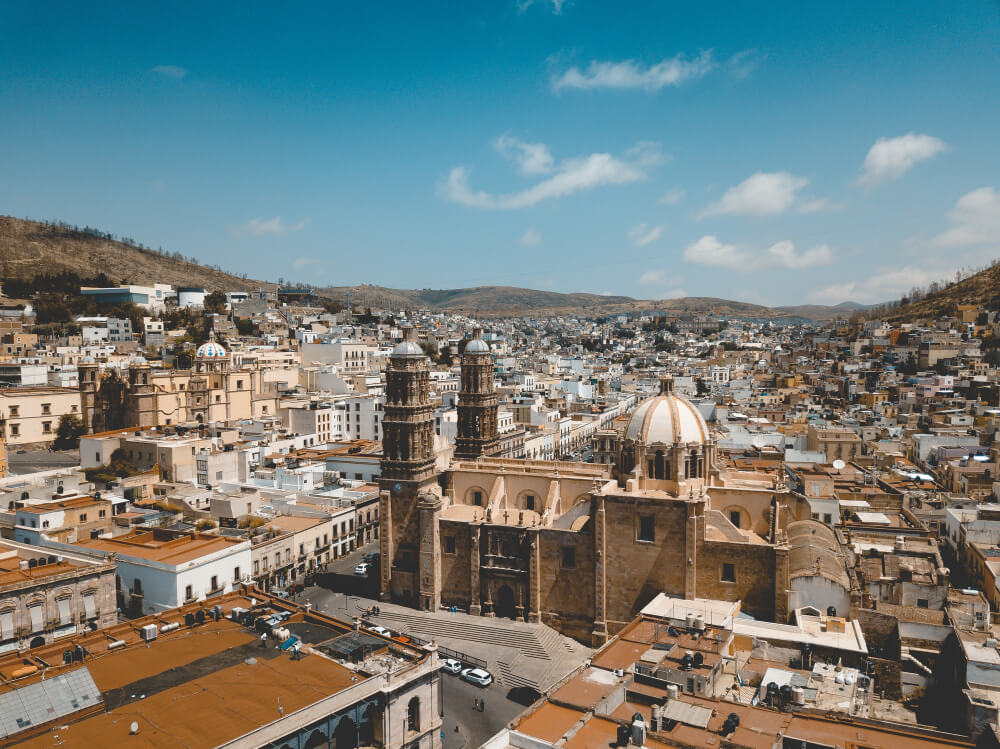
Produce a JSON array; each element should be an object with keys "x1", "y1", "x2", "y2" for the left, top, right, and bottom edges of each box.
[
  {"x1": 455, "y1": 329, "x2": 500, "y2": 460},
  {"x1": 379, "y1": 326, "x2": 441, "y2": 609}
]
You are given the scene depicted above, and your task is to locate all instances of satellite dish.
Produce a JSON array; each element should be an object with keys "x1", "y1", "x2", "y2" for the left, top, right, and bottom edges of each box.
[
  {"x1": 832, "y1": 459, "x2": 846, "y2": 470},
  {"x1": 130, "y1": 722, "x2": 140, "y2": 735}
]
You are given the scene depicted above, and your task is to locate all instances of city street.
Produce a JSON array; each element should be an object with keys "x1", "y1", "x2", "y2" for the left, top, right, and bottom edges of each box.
[{"x1": 7, "y1": 447, "x2": 80, "y2": 475}]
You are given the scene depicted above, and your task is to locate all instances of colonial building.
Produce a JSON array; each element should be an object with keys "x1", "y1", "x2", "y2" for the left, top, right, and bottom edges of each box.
[
  {"x1": 78, "y1": 333, "x2": 278, "y2": 433},
  {"x1": 380, "y1": 333, "x2": 795, "y2": 645}
]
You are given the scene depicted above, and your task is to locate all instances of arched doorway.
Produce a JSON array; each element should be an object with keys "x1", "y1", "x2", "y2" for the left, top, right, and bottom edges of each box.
[
  {"x1": 304, "y1": 728, "x2": 328, "y2": 749},
  {"x1": 333, "y1": 716, "x2": 356, "y2": 749},
  {"x1": 29, "y1": 636, "x2": 45, "y2": 649},
  {"x1": 495, "y1": 585, "x2": 516, "y2": 620},
  {"x1": 359, "y1": 703, "x2": 380, "y2": 746}
]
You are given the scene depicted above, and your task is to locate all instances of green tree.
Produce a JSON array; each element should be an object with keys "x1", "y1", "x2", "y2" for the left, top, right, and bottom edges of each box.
[
  {"x1": 53, "y1": 414, "x2": 85, "y2": 450},
  {"x1": 204, "y1": 290, "x2": 227, "y2": 314}
]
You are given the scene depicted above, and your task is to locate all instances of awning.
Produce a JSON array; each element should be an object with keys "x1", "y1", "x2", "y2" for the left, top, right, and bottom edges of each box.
[
  {"x1": 83, "y1": 593, "x2": 96, "y2": 620},
  {"x1": 0, "y1": 611, "x2": 13, "y2": 641}
]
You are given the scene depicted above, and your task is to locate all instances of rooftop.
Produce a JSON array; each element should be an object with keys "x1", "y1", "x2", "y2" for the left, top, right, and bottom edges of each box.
[{"x1": 73, "y1": 528, "x2": 246, "y2": 566}]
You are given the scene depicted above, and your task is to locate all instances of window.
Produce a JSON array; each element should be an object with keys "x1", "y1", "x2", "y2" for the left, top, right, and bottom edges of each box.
[
  {"x1": 79, "y1": 513, "x2": 87, "y2": 522},
  {"x1": 132, "y1": 578, "x2": 143, "y2": 595},
  {"x1": 210, "y1": 575, "x2": 219, "y2": 591},
  {"x1": 917, "y1": 598, "x2": 929, "y2": 609},
  {"x1": 638, "y1": 515, "x2": 655, "y2": 543},
  {"x1": 823, "y1": 513, "x2": 833, "y2": 524},
  {"x1": 57, "y1": 597, "x2": 72, "y2": 626},
  {"x1": 407, "y1": 697, "x2": 420, "y2": 733},
  {"x1": 473, "y1": 491, "x2": 483, "y2": 506},
  {"x1": 8, "y1": 406, "x2": 18, "y2": 417},
  {"x1": 729, "y1": 510, "x2": 741, "y2": 528},
  {"x1": 10, "y1": 424, "x2": 19, "y2": 437},
  {"x1": 42, "y1": 421, "x2": 52, "y2": 434},
  {"x1": 525, "y1": 495, "x2": 535, "y2": 511},
  {"x1": 99, "y1": 509, "x2": 106, "y2": 518},
  {"x1": 233, "y1": 567, "x2": 241, "y2": 583},
  {"x1": 41, "y1": 403, "x2": 51, "y2": 415},
  {"x1": 185, "y1": 584, "x2": 193, "y2": 601},
  {"x1": 561, "y1": 547, "x2": 576, "y2": 568},
  {"x1": 721, "y1": 563, "x2": 736, "y2": 583},
  {"x1": 237, "y1": 380, "x2": 243, "y2": 389},
  {"x1": 444, "y1": 536, "x2": 456, "y2": 554}
]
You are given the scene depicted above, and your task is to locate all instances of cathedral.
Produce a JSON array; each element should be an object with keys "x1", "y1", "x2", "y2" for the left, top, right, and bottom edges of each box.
[
  {"x1": 380, "y1": 327, "x2": 795, "y2": 645},
  {"x1": 79, "y1": 333, "x2": 278, "y2": 433}
]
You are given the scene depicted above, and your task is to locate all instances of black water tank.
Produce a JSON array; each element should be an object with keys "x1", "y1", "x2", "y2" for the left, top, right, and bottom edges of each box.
[
  {"x1": 196, "y1": 609, "x2": 205, "y2": 624},
  {"x1": 185, "y1": 612, "x2": 195, "y2": 626},
  {"x1": 827, "y1": 606, "x2": 837, "y2": 617},
  {"x1": 693, "y1": 652, "x2": 704, "y2": 668},
  {"x1": 616, "y1": 724, "x2": 631, "y2": 747}
]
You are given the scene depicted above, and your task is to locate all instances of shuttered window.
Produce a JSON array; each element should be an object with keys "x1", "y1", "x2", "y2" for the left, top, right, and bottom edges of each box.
[
  {"x1": 0, "y1": 610, "x2": 13, "y2": 640},
  {"x1": 83, "y1": 593, "x2": 96, "y2": 620},
  {"x1": 29, "y1": 604, "x2": 44, "y2": 632},
  {"x1": 57, "y1": 598, "x2": 72, "y2": 626}
]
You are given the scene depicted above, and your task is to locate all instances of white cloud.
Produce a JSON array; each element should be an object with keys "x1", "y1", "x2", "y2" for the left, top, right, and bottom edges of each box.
[
  {"x1": 797, "y1": 197, "x2": 842, "y2": 214},
  {"x1": 519, "y1": 228, "x2": 542, "y2": 246},
  {"x1": 440, "y1": 141, "x2": 659, "y2": 210},
  {"x1": 728, "y1": 49, "x2": 765, "y2": 79},
  {"x1": 858, "y1": 133, "x2": 947, "y2": 187},
  {"x1": 152, "y1": 64, "x2": 187, "y2": 79},
  {"x1": 813, "y1": 266, "x2": 944, "y2": 304},
  {"x1": 658, "y1": 188, "x2": 686, "y2": 206},
  {"x1": 517, "y1": 0, "x2": 567, "y2": 14},
  {"x1": 683, "y1": 235, "x2": 751, "y2": 267},
  {"x1": 684, "y1": 235, "x2": 833, "y2": 270},
  {"x1": 637, "y1": 270, "x2": 666, "y2": 285},
  {"x1": 764, "y1": 240, "x2": 832, "y2": 269},
  {"x1": 701, "y1": 172, "x2": 809, "y2": 218},
  {"x1": 495, "y1": 136, "x2": 554, "y2": 176},
  {"x1": 237, "y1": 216, "x2": 310, "y2": 236},
  {"x1": 293, "y1": 258, "x2": 321, "y2": 271},
  {"x1": 932, "y1": 186, "x2": 1000, "y2": 247},
  {"x1": 628, "y1": 223, "x2": 663, "y2": 247},
  {"x1": 551, "y1": 51, "x2": 714, "y2": 92}
]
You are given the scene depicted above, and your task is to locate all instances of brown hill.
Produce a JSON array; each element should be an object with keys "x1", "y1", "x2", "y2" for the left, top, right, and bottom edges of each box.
[
  {"x1": 886, "y1": 261, "x2": 1000, "y2": 321},
  {"x1": 0, "y1": 216, "x2": 259, "y2": 291}
]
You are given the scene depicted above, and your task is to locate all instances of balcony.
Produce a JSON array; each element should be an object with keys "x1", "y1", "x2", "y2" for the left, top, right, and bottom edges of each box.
[{"x1": 482, "y1": 554, "x2": 527, "y2": 572}]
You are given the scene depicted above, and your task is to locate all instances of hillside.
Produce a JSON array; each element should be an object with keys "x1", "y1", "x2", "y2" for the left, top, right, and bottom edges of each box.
[
  {"x1": 886, "y1": 261, "x2": 1000, "y2": 321},
  {"x1": 0, "y1": 216, "x2": 260, "y2": 292}
]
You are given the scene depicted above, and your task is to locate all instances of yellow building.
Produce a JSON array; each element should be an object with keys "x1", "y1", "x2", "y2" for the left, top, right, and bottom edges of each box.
[{"x1": 0, "y1": 386, "x2": 82, "y2": 446}]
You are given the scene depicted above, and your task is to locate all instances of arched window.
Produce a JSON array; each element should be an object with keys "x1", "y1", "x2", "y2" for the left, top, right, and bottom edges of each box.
[{"x1": 407, "y1": 697, "x2": 420, "y2": 733}]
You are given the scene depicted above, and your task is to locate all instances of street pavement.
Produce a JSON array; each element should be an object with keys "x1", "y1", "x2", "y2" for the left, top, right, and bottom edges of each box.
[{"x1": 7, "y1": 447, "x2": 80, "y2": 475}]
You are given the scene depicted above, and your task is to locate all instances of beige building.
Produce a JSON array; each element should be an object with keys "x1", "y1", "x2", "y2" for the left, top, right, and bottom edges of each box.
[
  {"x1": 79, "y1": 335, "x2": 279, "y2": 433},
  {"x1": 0, "y1": 539, "x2": 116, "y2": 652},
  {"x1": 0, "y1": 386, "x2": 81, "y2": 446}
]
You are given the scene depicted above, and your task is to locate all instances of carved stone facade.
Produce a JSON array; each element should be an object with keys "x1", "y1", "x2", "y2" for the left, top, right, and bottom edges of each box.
[
  {"x1": 454, "y1": 333, "x2": 500, "y2": 460},
  {"x1": 382, "y1": 365, "x2": 796, "y2": 644}
]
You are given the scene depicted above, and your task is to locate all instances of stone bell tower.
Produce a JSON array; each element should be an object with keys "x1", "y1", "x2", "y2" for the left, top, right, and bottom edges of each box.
[
  {"x1": 379, "y1": 326, "x2": 441, "y2": 610},
  {"x1": 455, "y1": 328, "x2": 500, "y2": 460}
]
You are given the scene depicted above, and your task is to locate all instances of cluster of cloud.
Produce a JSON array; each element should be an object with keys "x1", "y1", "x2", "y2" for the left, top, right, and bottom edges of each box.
[
  {"x1": 628, "y1": 223, "x2": 663, "y2": 247},
  {"x1": 932, "y1": 186, "x2": 1000, "y2": 247},
  {"x1": 658, "y1": 188, "x2": 685, "y2": 206},
  {"x1": 636, "y1": 269, "x2": 687, "y2": 299},
  {"x1": 551, "y1": 51, "x2": 715, "y2": 92},
  {"x1": 858, "y1": 133, "x2": 947, "y2": 188},
  {"x1": 517, "y1": 0, "x2": 567, "y2": 14},
  {"x1": 441, "y1": 138, "x2": 663, "y2": 210},
  {"x1": 152, "y1": 64, "x2": 187, "y2": 79},
  {"x1": 683, "y1": 235, "x2": 833, "y2": 270},
  {"x1": 519, "y1": 228, "x2": 542, "y2": 246},
  {"x1": 813, "y1": 266, "x2": 944, "y2": 305},
  {"x1": 700, "y1": 172, "x2": 825, "y2": 218},
  {"x1": 236, "y1": 216, "x2": 310, "y2": 236}
]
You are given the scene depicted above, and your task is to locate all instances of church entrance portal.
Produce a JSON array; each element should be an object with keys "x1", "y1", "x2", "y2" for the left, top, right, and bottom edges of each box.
[{"x1": 495, "y1": 585, "x2": 516, "y2": 620}]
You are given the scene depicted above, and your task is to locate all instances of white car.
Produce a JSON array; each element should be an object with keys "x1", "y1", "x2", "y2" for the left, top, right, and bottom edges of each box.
[
  {"x1": 460, "y1": 667, "x2": 493, "y2": 687},
  {"x1": 354, "y1": 562, "x2": 371, "y2": 576},
  {"x1": 368, "y1": 625, "x2": 392, "y2": 637},
  {"x1": 441, "y1": 658, "x2": 463, "y2": 675}
]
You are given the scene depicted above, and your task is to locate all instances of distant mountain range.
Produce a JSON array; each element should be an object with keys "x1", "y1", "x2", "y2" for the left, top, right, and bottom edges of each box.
[{"x1": 0, "y1": 216, "x2": 872, "y2": 321}]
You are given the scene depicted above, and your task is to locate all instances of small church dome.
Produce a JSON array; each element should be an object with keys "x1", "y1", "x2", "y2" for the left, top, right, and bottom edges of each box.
[
  {"x1": 465, "y1": 338, "x2": 490, "y2": 354},
  {"x1": 624, "y1": 376, "x2": 709, "y2": 446},
  {"x1": 196, "y1": 339, "x2": 227, "y2": 359},
  {"x1": 392, "y1": 340, "x2": 424, "y2": 357}
]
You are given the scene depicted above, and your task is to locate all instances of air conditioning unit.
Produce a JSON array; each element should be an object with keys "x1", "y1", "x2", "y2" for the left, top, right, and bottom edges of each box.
[{"x1": 141, "y1": 623, "x2": 158, "y2": 642}]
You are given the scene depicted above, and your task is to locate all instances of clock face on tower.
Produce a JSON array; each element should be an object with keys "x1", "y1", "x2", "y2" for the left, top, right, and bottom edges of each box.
[{"x1": 393, "y1": 482, "x2": 403, "y2": 494}]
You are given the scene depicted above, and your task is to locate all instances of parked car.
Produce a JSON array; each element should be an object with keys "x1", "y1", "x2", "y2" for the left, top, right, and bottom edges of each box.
[
  {"x1": 460, "y1": 667, "x2": 493, "y2": 687},
  {"x1": 272, "y1": 590, "x2": 290, "y2": 599},
  {"x1": 441, "y1": 658, "x2": 463, "y2": 675},
  {"x1": 363, "y1": 551, "x2": 380, "y2": 563},
  {"x1": 354, "y1": 562, "x2": 371, "y2": 576},
  {"x1": 368, "y1": 625, "x2": 392, "y2": 637}
]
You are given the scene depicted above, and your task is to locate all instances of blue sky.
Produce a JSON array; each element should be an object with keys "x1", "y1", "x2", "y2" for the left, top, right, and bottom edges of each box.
[{"x1": 2, "y1": 1, "x2": 999, "y2": 306}]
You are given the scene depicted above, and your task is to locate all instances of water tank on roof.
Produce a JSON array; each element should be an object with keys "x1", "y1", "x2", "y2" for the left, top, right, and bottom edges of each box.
[{"x1": 141, "y1": 623, "x2": 158, "y2": 642}]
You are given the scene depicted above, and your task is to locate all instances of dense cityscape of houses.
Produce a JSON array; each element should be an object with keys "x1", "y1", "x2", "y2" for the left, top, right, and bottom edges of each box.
[{"x1": 1, "y1": 280, "x2": 1000, "y2": 747}]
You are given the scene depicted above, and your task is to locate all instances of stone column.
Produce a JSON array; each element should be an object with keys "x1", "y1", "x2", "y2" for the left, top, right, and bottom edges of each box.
[
  {"x1": 469, "y1": 525, "x2": 482, "y2": 615},
  {"x1": 418, "y1": 493, "x2": 442, "y2": 612},
  {"x1": 591, "y1": 494, "x2": 609, "y2": 647},
  {"x1": 527, "y1": 534, "x2": 541, "y2": 623},
  {"x1": 379, "y1": 490, "x2": 393, "y2": 600}
]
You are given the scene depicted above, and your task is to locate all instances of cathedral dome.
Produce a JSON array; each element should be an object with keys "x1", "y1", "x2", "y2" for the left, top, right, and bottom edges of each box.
[
  {"x1": 391, "y1": 340, "x2": 424, "y2": 357},
  {"x1": 196, "y1": 339, "x2": 227, "y2": 359},
  {"x1": 624, "y1": 376, "x2": 709, "y2": 446},
  {"x1": 465, "y1": 338, "x2": 489, "y2": 354}
]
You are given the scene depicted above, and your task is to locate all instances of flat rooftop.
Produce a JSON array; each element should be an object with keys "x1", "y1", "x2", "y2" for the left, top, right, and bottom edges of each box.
[
  {"x1": 73, "y1": 528, "x2": 246, "y2": 565},
  {"x1": 3, "y1": 589, "x2": 429, "y2": 747}
]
